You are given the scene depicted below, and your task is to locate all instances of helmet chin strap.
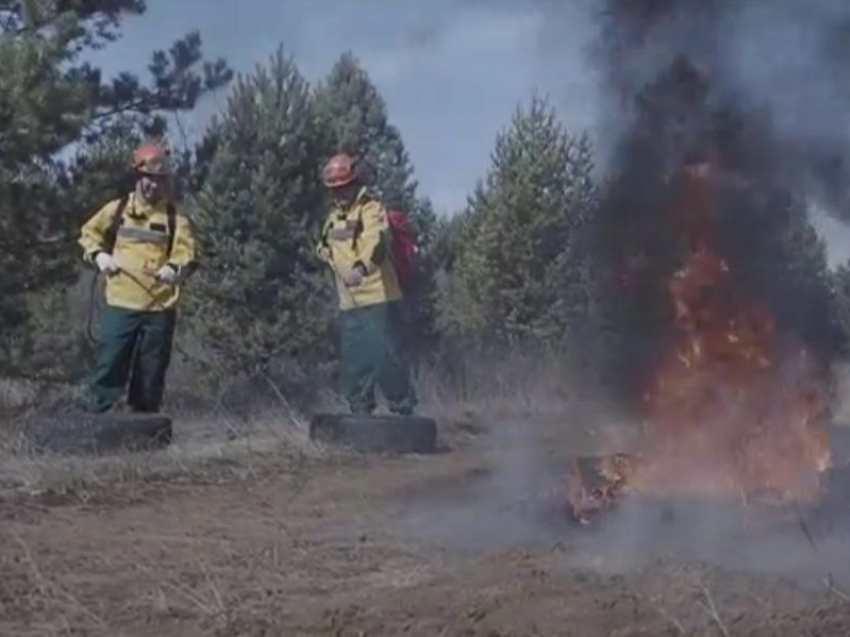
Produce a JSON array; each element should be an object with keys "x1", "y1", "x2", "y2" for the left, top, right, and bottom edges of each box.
[
  {"x1": 333, "y1": 182, "x2": 360, "y2": 208},
  {"x1": 136, "y1": 174, "x2": 169, "y2": 205}
]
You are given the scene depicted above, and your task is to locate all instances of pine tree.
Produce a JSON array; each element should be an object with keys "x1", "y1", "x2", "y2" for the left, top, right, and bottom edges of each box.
[
  {"x1": 185, "y1": 47, "x2": 334, "y2": 391},
  {"x1": 314, "y1": 52, "x2": 417, "y2": 211},
  {"x1": 443, "y1": 95, "x2": 597, "y2": 345},
  {"x1": 0, "y1": 2, "x2": 231, "y2": 377},
  {"x1": 313, "y1": 51, "x2": 439, "y2": 364},
  {"x1": 5, "y1": 118, "x2": 149, "y2": 382}
]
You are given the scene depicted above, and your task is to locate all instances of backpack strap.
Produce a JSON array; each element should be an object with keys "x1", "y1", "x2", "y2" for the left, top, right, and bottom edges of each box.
[
  {"x1": 166, "y1": 202, "x2": 176, "y2": 257},
  {"x1": 102, "y1": 196, "x2": 178, "y2": 256},
  {"x1": 351, "y1": 205, "x2": 365, "y2": 250},
  {"x1": 349, "y1": 190, "x2": 384, "y2": 248},
  {"x1": 102, "y1": 194, "x2": 130, "y2": 253}
]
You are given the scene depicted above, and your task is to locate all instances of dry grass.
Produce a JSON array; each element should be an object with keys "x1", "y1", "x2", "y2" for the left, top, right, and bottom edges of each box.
[
  {"x1": 0, "y1": 348, "x2": 621, "y2": 499},
  {"x1": 0, "y1": 378, "x2": 81, "y2": 415},
  {"x1": 418, "y1": 348, "x2": 615, "y2": 418},
  {"x1": 0, "y1": 431, "x2": 315, "y2": 495},
  {"x1": 0, "y1": 379, "x2": 332, "y2": 497},
  {"x1": 2, "y1": 357, "x2": 850, "y2": 636},
  {"x1": 0, "y1": 378, "x2": 37, "y2": 409}
]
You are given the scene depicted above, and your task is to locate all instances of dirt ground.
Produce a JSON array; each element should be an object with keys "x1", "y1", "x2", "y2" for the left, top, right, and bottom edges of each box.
[{"x1": 2, "y1": 409, "x2": 850, "y2": 636}]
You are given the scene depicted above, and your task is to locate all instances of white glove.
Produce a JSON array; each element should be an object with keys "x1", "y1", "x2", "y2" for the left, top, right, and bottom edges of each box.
[
  {"x1": 95, "y1": 252, "x2": 118, "y2": 275},
  {"x1": 342, "y1": 266, "x2": 364, "y2": 287},
  {"x1": 155, "y1": 264, "x2": 179, "y2": 284}
]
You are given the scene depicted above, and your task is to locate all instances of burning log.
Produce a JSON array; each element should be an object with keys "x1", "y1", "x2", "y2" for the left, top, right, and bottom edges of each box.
[{"x1": 563, "y1": 454, "x2": 634, "y2": 524}]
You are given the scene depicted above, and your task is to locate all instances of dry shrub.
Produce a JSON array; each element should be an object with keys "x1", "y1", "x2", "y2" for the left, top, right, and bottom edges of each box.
[
  {"x1": 417, "y1": 341, "x2": 608, "y2": 417},
  {"x1": 0, "y1": 402, "x2": 325, "y2": 494}
]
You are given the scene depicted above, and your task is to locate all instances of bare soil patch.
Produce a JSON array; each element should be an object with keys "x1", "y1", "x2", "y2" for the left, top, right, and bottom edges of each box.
[{"x1": 1, "y1": 410, "x2": 849, "y2": 636}]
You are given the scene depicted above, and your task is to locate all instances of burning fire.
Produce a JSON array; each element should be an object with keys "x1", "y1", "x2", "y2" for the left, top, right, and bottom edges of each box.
[{"x1": 566, "y1": 160, "x2": 833, "y2": 524}]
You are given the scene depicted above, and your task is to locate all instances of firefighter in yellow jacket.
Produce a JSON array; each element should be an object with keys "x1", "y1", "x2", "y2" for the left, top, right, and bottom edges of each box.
[
  {"x1": 78, "y1": 139, "x2": 198, "y2": 413},
  {"x1": 317, "y1": 153, "x2": 416, "y2": 415}
]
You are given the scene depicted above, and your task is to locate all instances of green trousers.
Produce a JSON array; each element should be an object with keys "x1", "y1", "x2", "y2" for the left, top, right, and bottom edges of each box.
[
  {"x1": 340, "y1": 300, "x2": 416, "y2": 415},
  {"x1": 85, "y1": 306, "x2": 176, "y2": 413}
]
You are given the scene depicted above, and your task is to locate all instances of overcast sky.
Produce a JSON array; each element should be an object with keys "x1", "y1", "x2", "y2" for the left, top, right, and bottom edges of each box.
[{"x1": 86, "y1": 0, "x2": 602, "y2": 215}]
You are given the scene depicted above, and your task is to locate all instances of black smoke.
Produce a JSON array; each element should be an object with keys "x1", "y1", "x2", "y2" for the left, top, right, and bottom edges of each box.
[
  {"x1": 586, "y1": 0, "x2": 849, "y2": 407},
  {"x1": 594, "y1": 0, "x2": 850, "y2": 218}
]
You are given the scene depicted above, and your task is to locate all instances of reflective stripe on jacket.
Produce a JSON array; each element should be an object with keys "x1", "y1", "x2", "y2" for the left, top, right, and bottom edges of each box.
[{"x1": 79, "y1": 191, "x2": 198, "y2": 311}]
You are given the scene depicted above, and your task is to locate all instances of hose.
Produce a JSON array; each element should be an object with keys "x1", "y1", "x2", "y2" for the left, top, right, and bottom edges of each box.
[
  {"x1": 85, "y1": 270, "x2": 101, "y2": 344},
  {"x1": 85, "y1": 267, "x2": 169, "y2": 345},
  {"x1": 84, "y1": 270, "x2": 304, "y2": 425}
]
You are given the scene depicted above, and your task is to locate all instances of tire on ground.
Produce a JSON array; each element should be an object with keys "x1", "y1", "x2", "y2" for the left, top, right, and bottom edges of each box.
[
  {"x1": 309, "y1": 413, "x2": 437, "y2": 454},
  {"x1": 17, "y1": 412, "x2": 173, "y2": 456}
]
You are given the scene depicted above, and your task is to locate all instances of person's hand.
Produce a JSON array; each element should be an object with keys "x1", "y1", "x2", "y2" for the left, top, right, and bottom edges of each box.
[
  {"x1": 95, "y1": 252, "x2": 119, "y2": 275},
  {"x1": 342, "y1": 266, "x2": 365, "y2": 287},
  {"x1": 155, "y1": 264, "x2": 179, "y2": 284}
]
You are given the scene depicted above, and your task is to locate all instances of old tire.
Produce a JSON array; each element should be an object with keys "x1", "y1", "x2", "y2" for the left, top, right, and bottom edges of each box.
[
  {"x1": 18, "y1": 412, "x2": 173, "y2": 456},
  {"x1": 309, "y1": 413, "x2": 437, "y2": 454}
]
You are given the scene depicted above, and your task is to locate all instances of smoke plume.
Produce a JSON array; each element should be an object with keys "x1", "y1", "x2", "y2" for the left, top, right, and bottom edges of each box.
[
  {"x1": 591, "y1": 0, "x2": 850, "y2": 212},
  {"x1": 582, "y1": 0, "x2": 850, "y2": 407}
]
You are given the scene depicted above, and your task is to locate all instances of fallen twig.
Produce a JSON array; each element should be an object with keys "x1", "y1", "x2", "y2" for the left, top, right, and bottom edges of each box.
[
  {"x1": 697, "y1": 585, "x2": 731, "y2": 637},
  {"x1": 131, "y1": 553, "x2": 219, "y2": 616},
  {"x1": 824, "y1": 575, "x2": 850, "y2": 603},
  {"x1": 194, "y1": 552, "x2": 226, "y2": 614},
  {"x1": 794, "y1": 505, "x2": 818, "y2": 554},
  {"x1": 647, "y1": 596, "x2": 686, "y2": 635}
]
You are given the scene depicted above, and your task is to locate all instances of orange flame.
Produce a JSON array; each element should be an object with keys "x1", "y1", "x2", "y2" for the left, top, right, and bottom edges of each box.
[
  {"x1": 566, "y1": 161, "x2": 832, "y2": 522},
  {"x1": 632, "y1": 163, "x2": 831, "y2": 502}
]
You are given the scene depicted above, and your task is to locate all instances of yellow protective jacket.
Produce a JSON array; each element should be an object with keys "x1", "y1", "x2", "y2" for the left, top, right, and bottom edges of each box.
[
  {"x1": 316, "y1": 187, "x2": 401, "y2": 310},
  {"x1": 78, "y1": 191, "x2": 198, "y2": 312}
]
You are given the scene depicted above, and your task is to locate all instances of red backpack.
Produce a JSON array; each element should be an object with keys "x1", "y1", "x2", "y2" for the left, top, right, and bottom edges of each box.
[{"x1": 386, "y1": 209, "x2": 419, "y2": 291}]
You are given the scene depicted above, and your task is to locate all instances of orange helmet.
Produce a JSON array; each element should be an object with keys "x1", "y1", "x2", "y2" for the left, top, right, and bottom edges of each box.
[
  {"x1": 132, "y1": 140, "x2": 171, "y2": 175},
  {"x1": 322, "y1": 153, "x2": 357, "y2": 188}
]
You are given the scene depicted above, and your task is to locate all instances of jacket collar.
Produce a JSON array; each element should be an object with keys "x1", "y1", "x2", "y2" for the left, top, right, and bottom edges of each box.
[
  {"x1": 127, "y1": 190, "x2": 169, "y2": 219},
  {"x1": 333, "y1": 186, "x2": 370, "y2": 218}
]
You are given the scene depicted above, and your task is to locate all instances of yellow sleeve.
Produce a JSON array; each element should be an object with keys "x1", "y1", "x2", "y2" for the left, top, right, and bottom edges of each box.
[
  {"x1": 354, "y1": 201, "x2": 390, "y2": 275},
  {"x1": 78, "y1": 199, "x2": 122, "y2": 264},
  {"x1": 167, "y1": 210, "x2": 199, "y2": 275}
]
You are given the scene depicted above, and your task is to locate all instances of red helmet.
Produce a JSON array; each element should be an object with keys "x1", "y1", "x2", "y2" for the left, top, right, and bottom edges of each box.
[
  {"x1": 322, "y1": 153, "x2": 357, "y2": 188},
  {"x1": 132, "y1": 139, "x2": 171, "y2": 175}
]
